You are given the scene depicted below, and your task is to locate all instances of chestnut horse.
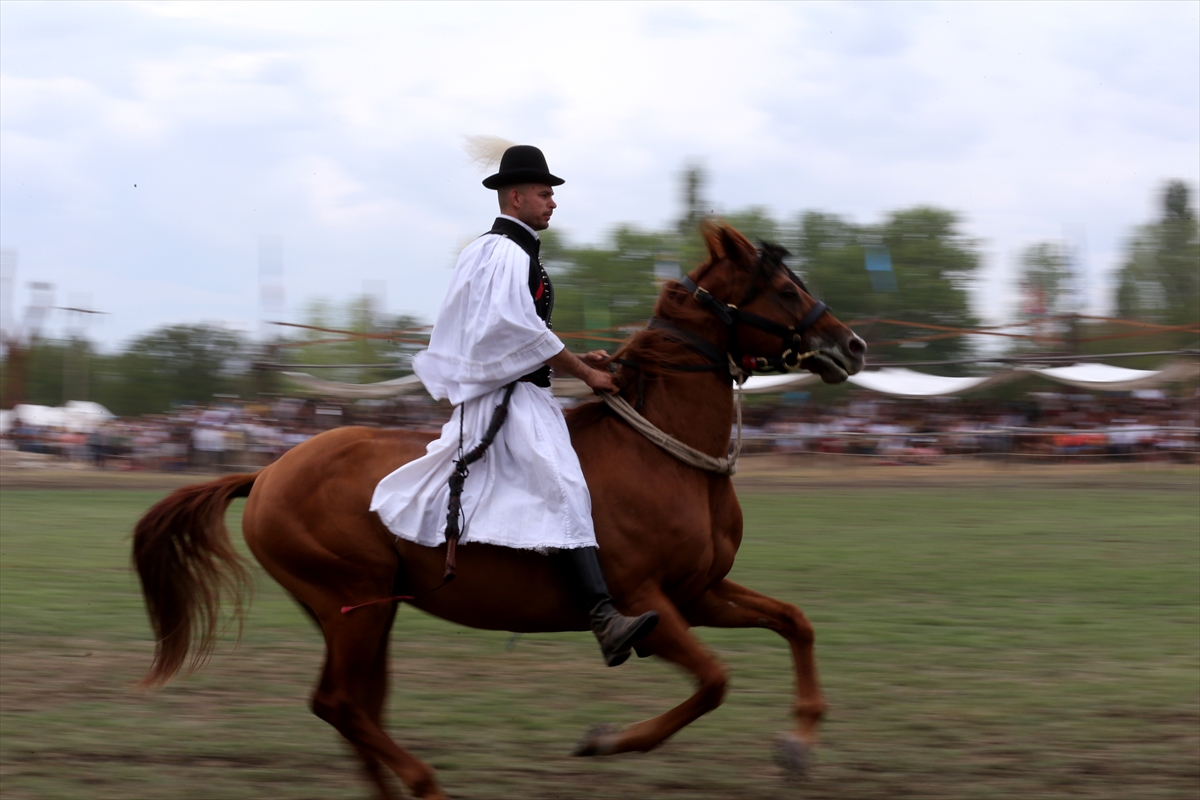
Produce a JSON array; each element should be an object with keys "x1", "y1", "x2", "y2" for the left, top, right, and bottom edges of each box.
[{"x1": 133, "y1": 223, "x2": 865, "y2": 800}]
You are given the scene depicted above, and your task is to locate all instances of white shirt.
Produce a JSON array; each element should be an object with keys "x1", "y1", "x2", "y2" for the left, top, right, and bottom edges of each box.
[
  {"x1": 371, "y1": 225, "x2": 597, "y2": 552},
  {"x1": 413, "y1": 225, "x2": 563, "y2": 405}
]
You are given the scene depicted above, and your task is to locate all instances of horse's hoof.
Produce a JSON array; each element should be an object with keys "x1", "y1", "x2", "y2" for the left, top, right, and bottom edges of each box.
[
  {"x1": 773, "y1": 732, "x2": 812, "y2": 779},
  {"x1": 572, "y1": 722, "x2": 621, "y2": 757}
]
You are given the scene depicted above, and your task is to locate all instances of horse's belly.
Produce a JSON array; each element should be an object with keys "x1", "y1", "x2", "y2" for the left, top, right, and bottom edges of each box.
[{"x1": 395, "y1": 540, "x2": 589, "y2": 634}]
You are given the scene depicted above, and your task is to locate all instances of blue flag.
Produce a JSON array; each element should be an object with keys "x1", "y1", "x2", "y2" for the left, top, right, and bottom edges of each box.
[{"x1": 865, "y1": 246, "x2": 897, "y2": 292}]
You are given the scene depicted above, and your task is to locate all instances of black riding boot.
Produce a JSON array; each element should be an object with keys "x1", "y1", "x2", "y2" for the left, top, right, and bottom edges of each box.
[{"x1": 564, "y1": 547, "x2": 659, "y2": 667}]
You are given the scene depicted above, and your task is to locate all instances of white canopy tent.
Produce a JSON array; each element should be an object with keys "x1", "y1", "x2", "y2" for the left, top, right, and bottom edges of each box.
[
  {"x1": 736, "y1": 368, "x2": 1023, "y2": 398},
  {"x1": 738, "y1": 360, "x2": 1200, "y2": 398},
  {"x1": 276, "y1": 359, "x2": 1198, "y2": 401},
  {"x1": 1023, "y1": 360, "x2": 1200, "y2": 392},
  {"x1": 279, "y1": 371, "x2": 425, "y2": 400},
  {"x1": 3, "y1": 401, "x2": 116, "y2": 433}
]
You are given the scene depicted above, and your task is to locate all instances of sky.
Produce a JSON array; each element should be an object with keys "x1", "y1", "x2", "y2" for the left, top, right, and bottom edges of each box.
[{"x1": 2, "y1": 0, "x2": 1197, "y2": 350}]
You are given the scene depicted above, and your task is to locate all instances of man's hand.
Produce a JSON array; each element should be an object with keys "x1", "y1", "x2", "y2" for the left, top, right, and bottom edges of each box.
[
  {"x1": 581, "y1": 365, "x2": 618, "y2": 394},
  {"x1": 546, "y1": 347, "x2": 618, "y2": 394},
  {"x1": 583, "y1": 349, "x2": 609, "y2": 364}
]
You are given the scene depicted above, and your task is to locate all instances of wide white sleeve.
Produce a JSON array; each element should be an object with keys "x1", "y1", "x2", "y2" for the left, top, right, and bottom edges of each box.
[{"x1": 414, "y1": 235, "x2": 564, "y2": 405}]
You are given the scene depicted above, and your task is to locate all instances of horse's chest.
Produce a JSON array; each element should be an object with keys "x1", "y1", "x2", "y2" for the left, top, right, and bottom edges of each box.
[
  {"x1": 703, "y1": 516, "x2": 741, "y2": 582},
  {"x1": 660, "y1": 495, "x2": 742, "y2": 592}
]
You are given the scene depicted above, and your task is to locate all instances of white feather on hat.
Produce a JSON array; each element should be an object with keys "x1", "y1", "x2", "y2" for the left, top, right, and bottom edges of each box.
[{"x1": 463, "y1": 135, "x2": 516, "y2": 171}]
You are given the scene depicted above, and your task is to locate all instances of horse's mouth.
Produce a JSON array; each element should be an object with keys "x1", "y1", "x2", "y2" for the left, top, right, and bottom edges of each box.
[{"x1": 805, "y1": 350, "x2": 850, "y2": 383}]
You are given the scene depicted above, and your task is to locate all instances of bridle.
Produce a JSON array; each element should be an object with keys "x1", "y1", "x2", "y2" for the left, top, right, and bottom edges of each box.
[
  {"x1": 602, "y1": 243, "x2": 831, "y2": 476},
  {"x1": 639, "y1": 243, "x2": 830, "y2": 382}
]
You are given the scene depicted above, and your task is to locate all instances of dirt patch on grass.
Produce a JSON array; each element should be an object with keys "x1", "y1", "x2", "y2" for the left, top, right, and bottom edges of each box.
[
  {"x1": 732, "y1": 454, "x2": 1200, "y2": 491},
  {"x1": 2, "y1": 633, "x2": 1197, "y2": 800},
  {"x1": 5, "y1": 450, "x2": 1197, "y2": 493}
]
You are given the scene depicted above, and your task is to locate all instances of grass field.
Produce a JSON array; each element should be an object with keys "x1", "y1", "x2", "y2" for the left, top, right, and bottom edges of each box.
[{"x1": 1, "y1": 464, "x2": 1197, "y2": 799}]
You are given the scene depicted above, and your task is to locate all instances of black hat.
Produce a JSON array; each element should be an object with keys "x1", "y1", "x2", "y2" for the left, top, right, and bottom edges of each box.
[{"x1": 482, "y1": 145, "x2": 565, "y2": 189}]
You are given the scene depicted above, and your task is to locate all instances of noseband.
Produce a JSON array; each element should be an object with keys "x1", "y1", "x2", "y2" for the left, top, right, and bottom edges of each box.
[{"x1": 649, "y1": 245, "x2": 829, "y2": 379}]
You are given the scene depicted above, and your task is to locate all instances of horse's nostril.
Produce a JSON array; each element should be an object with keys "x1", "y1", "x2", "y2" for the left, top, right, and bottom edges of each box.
[{"x1": 847, "y1": 336, "x2": 866, "y2": 357}]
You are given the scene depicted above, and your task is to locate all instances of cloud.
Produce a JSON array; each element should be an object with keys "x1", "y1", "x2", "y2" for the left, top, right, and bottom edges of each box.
[{"x1": 1, "y1": 1, "x2": 1196, "y2": 347}]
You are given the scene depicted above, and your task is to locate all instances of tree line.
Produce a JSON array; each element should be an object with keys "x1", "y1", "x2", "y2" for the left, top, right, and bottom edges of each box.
[
  {"x1": 2, "y1": 175, "x2": 1195, "y2": 415},
  {"x1": 546, "y1": 173, "x2": 1196, "y2": 366},
  {"x1": 1, "y1": 298, "x2": 419, "y2": 416}
]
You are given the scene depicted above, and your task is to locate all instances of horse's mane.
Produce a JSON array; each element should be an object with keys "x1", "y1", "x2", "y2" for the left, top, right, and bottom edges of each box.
[
  {"x1": 567, "y1": 223, "x2": 761, "y2": 429},
  {"x1": 610, "y1": 279, "x2": 718, "y2": 374},
  {"x1": 608, "y1": 222, "x2": 762, "y2": 378}
]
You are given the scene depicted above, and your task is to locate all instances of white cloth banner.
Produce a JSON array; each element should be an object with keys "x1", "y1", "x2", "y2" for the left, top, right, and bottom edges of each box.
[
  {"x1": 279, "y1": 360, "x2": 1199, "y2": 400},
  {"x1": 8, "y1": 401, "x2": 115, "y2": 432},
  {"x1": 847, "y1": 367, "x2": 1022, "y2": 398},
  {"x1": 1023, "y1": 360, "x2": 1200, "y2": 391},
  {"x1": 280, "y1": 372, "x2": 424, "y2": 399}
]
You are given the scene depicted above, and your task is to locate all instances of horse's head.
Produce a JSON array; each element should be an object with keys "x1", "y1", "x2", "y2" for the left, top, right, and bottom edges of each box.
[{"x1": 680, "y1": 222, "x2": 866, "y2": 383}]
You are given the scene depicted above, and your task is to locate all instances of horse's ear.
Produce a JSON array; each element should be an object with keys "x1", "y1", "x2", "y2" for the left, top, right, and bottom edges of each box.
[
  {"x1": 701, "y1": 220, "x2": 727, "y2": 261},
  {"x1": 701, "y1": 221, "x2": 757, "y2": 267},
  {"x1": 761, "y1": 241, "x2": 791, "y2": 262}
]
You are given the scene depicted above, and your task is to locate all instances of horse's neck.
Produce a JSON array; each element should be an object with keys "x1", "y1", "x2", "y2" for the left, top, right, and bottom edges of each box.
[
  {"x1": 637, "y1": 365, "x2": 735, "y2": 459},
  {"x1": 629, "y1": 286, "x2": 741, "y2": 457}
]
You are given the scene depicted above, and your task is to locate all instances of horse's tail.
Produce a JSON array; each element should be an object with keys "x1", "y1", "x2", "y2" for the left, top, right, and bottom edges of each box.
[{"x1": 132, "y1": 472, "x2": 259, "y2": 687}]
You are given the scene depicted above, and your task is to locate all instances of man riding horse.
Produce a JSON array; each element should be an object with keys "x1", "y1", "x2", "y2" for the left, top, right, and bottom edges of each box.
[{"x1": 370, "y1": 145, "x2": 659, "y2": 667}]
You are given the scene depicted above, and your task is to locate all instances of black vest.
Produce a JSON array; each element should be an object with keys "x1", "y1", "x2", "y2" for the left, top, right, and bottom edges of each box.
[
  {"x1": 487, "y1": 217, "x2": 554, "y2": 386},
  {"x1": 488, "y1": 217, "x2": 554, "y2": 327}
]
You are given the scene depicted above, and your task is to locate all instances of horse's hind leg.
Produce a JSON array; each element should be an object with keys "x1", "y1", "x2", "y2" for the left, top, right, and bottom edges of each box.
[
  {"x1": 574, "y1": 591, "x2": 729, "y2": 757},
  {"x1": 312, "y1": 604, "x2": 399, "y2": 800},
  {"x1": 312, "y1": 603, "x2": 447, "y2": 800},
  {"x1": 683, "y1": 578, "x2": 826, "y2": 772}
]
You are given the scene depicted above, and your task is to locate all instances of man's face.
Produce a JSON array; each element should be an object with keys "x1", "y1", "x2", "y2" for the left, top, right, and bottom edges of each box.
[{"x1": 509, "y1": 184, "x2": 556, "y2": 231}]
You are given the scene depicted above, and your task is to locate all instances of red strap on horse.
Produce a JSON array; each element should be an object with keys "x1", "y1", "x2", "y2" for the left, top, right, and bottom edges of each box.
[
  {"x1": 340, "y1": 595, "x2": 414, "y2": 614},
  {"x1": 340, "y1": 571, "x2": 461, "y2": 614}
]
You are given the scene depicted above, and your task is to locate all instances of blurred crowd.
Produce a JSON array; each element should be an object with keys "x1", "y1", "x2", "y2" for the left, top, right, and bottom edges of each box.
[
  {"x1": 3, "y1": 395, "x2": 451, "y2": 472},
  {"x1": 742, "y1": 392, "x2": 1200, "y2": 463},
  {"x1": 3, "y1": 390, "x2": 1198, "y2": 471}
]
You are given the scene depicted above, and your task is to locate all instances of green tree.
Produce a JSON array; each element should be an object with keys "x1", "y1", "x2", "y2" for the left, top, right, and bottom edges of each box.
[
  {"x1": 91, "y1": 324, "x2": 251, "y2": 416},
  {"x1": 0, "y1": 336, "x2": 104, "y2": 407},
  {"x1": 1007, "y1": 241, "x2": 1075, "y2": 355},
  {"x1": 795, "y1": 207, "x2": 982, "y2": 366},
  {"x1": 1115, "y1": 181, "x2": 1200, "y2": 333},
  {"x1": 722, "y1": 206, "x2": 785, "y2": 248},
  {"x1": 547, "y1": 175, "x2": 982, "y2": 368},
  {"x1": 282, "y1": 295, "x2": 421, "y2": 384},
  {"x1": 1019, "y1": 242, "x2": 1071, "y2": 317},
  {"x1": 542, "y1": 227, "x2": 672, "y2": 352}
]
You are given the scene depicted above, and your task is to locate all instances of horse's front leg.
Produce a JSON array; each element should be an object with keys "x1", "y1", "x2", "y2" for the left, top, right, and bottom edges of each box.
[
  {"x1": 573, "y1": 590, "x2": 729, "y2": 757},
  {"x1": 683, "y1": 578, "x2": 826, "y2": 775}
]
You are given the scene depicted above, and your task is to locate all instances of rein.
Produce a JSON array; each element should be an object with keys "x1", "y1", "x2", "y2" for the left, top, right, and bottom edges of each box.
[
  {"x1": 601, "y1": 389, "x2": 743, "y2": 476},
  {"x1": 601, "y1": 346, "x2": 818, "y2": 476}
]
